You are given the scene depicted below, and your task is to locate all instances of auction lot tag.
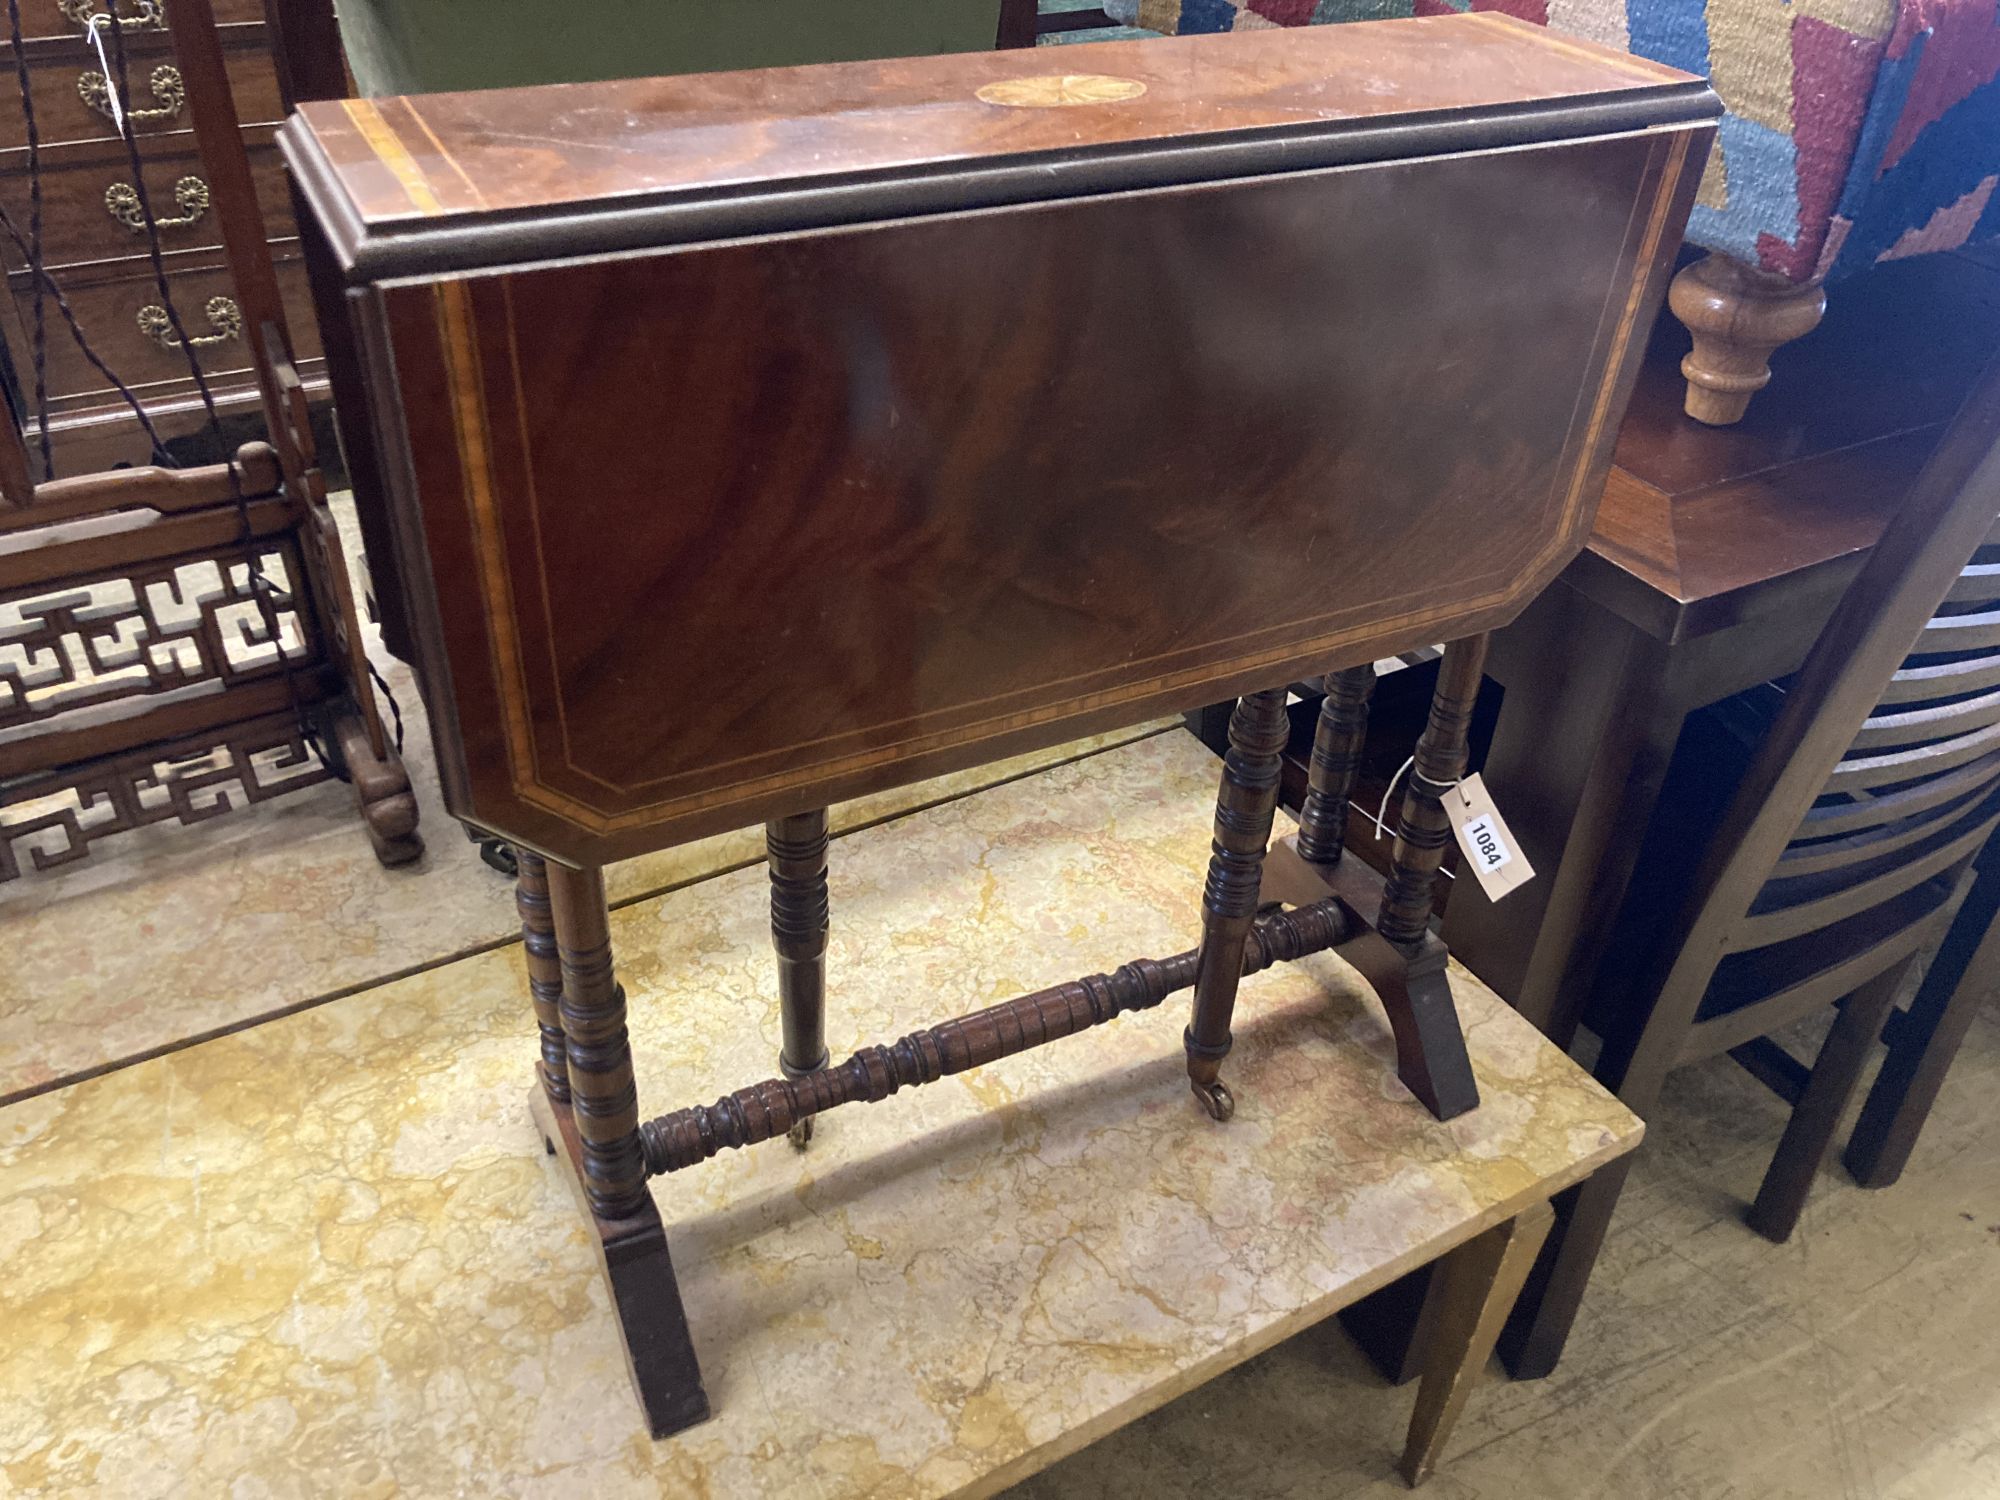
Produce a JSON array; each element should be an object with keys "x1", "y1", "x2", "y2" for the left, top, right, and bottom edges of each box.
[{"x1": 1446, "y1": 774, "x2": 1534, "y2": 901}]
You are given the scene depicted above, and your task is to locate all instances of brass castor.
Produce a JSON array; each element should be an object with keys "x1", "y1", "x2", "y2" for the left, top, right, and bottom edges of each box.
[
  {"x1": 1190, "y1": 1078, "x2": 1235, "y2": 1122},
  {"x1": 787, "y1": 1117, "x2": 814, "y2": 1150}
]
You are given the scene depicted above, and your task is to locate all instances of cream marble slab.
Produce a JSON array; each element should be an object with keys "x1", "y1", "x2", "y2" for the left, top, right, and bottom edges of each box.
[
  {"x1": 0, "y1": 731, "x2": 1638, "y2": 1497},
  {"x1": 0, "y1": 497, "x2": 1173, "y2": 1099}
]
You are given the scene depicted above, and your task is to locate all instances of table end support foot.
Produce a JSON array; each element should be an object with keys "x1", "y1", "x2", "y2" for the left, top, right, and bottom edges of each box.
[{"x1": 531, "y1": 1086, "x2": 710, "y2": 1440}]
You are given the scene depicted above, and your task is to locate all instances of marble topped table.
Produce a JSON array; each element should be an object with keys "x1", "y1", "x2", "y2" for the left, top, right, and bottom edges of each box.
[{"x1": 0, "y1": 731, "x2": 1639, "y2": 1495}]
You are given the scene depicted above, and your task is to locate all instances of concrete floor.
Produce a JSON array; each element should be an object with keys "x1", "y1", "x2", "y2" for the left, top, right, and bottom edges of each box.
[{"x1": 1008, "y1": 995, "x2": 2000, "y2": 1499}]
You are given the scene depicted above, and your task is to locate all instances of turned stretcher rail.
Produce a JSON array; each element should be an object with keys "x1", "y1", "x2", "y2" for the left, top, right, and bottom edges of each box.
[{"x1": 639, "y1": 896, "x2": 1355, "y2": 1175}]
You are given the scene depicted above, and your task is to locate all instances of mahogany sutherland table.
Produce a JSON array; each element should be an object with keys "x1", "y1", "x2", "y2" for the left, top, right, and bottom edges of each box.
[{"x1": 281, "y1": 17, "x2": 1713, "y2": 1436}]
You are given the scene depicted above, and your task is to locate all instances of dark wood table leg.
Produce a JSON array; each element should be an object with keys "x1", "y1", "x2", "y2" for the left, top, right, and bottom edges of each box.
[
  {"x1": 995, "y1": 0, "x2": 1039, "y2": 47},
  {"x1": 1297, "y1": 664, "x2": 1376, "y2": 865},
  {"x1": 1500, "y1": 990, "x2": 1685, "y2": 1378},
  {"x1": 1442, "y1": 591, "x2": 1685, "y2": 1043},
  {"x1": 1366, "y1": 637, "x2": 1485, "y2": 1120},
  {"x1": 1443, "y1": 588, "x2": 1841, "y2": 1374},
  {"x1": 1255, "y1": 651, "x2": 1478, "y2": 1121},
  {"x1": 767, "y1": 807, "x2": 831, "y2": 1148},
  {"x1": 1378, "y1": 637, "x2": 1487, "y2": 947},
  {"x1": 514, "y1": 850, "x2": 570, "y2": 1102},
  {"x1": 533, "y1": 861, "x2": 710, "y2": 1438},
  {"x1": 1185, "y1": 687, "x2": 1291, "y2": 1121},
  {"x1": 1498, "y1": 1152, "x2": 1634, "y2": 1379}
]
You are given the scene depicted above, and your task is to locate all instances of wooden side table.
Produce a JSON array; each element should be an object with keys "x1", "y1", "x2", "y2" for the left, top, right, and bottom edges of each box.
[
  {"x1": 1442, "y1": 248, "x2": 2000, "y2": 1375},
  {"x1": 279, "y1": 17, "x2": 1713, "y2": 1436}
]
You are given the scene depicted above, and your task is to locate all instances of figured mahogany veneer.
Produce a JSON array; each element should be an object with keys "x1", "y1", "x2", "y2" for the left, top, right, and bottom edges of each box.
[
  {"x1": 289, "y1": 14, "x2": 1696, "y2": 265},
  {"x1": 285, "y1": 15, "x2": 1713, "y2": 866}
]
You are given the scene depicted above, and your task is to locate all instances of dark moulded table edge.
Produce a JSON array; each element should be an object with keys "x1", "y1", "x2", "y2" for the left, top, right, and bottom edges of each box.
[
  {"x1": 1571, "y1": 420, "x2": 1959, "y2": 644},
  {"x1": 279, "y1": 81, "x2": 1720, "y2": 284},
  {"x1": 1561, "y1": 537, "x2": 1878, "y2": 645}
]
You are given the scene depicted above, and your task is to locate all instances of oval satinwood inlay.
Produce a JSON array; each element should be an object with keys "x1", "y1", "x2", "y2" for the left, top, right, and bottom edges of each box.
[{"x1": 976, "y1": 74, "x2": 1148, "y2": 108}]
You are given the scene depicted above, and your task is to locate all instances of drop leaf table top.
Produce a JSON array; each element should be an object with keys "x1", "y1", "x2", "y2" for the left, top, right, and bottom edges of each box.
[{"x1": 282, "y1": 14, "x2": 1715, "y2": 866}]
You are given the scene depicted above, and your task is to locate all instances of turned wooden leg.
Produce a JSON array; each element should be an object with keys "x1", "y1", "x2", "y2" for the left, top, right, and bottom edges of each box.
[
  {"x1": 1185, "y1": 687, "x2": 1291, "y2": 1121},
  {"x1": 1668, "y1": 253, "x2": 1826, "y2": 426},
  {"x1": 331, "y1": 707, "x2": 422, "y2": 867},
  {"x1": 546, "y1": 863, "x2": 650, "y2": 1220},
  {"x1": 1399, "y1": 1199, "x2": 1555, "y2": 1486},
  {"x1": 1353, "y1": 637, "x2": 1483, "y2": 1121},
  {"x1": 1378, "y1": 636, "x2": 1487, "y2": 947},
  {"x1": 1253, "y1": 654, "x2": 1479, "y2": 1121},
  {"x1": 1297, "y1": 664, "x2": 1376, "y2": 866},
  {"x1": 515, "y1": 850, "x2": 570, "y2": 1102},
  {"x1": 539, "y1": 861, "x2": 709, "y2": 1438},
  {"x1": 768, "y1": 808, "x2": 831, "y2": 1149}
]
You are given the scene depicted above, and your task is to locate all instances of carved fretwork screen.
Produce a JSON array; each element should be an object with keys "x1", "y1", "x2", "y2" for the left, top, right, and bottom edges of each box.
[{"x1": 0, "y1": 535, "x2": 333, "y2": 878}]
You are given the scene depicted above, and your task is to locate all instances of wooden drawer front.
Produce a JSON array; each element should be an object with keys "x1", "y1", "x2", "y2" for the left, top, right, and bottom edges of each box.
[
  {"x1": 0, "y1": 129, "x2": 294, "y2": 271},
  {"x1": 12, "y1": 0, "x2": 265, "y2": 46},
  {"x1": 0, "y1": 33, "x2": 283, "y2": 148},
  {"x1": 12, "y1": 250, "x2": 319, "y2": 406}
]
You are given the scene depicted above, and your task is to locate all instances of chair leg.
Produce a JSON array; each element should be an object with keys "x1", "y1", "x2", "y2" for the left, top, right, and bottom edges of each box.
[
  {"x1": 1399, "y1": 1199, "x2": 1555, "y2": 1486},
  {"x1": 1185, "y1": 687, "x2": 1291, "y2": 1121},
  {"x1": 768, "y1": 807, "x2": 831, "y2": 1149},
  {"x1": 1846, "y1": 857, "x2": 2000, "y2": 1188},
  {"x1": 1747, "y1": 963, "x2": 1909, "y2": 1242}
]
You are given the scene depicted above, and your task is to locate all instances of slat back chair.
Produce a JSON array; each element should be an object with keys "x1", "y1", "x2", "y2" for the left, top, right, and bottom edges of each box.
[{"x1": 1506, "y1": 349, "x2": 2000, "y2": 1375}]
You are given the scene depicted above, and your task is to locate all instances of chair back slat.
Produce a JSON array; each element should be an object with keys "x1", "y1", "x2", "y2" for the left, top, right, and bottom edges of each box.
[
  {"x1": 1787, "y1": 498, "x2": 2000, "y2": 885},
  {"x1": 1732, "y1": 794, "x2": 2000, "y2": 952},
  {"x1": 1797, "y1": 747, "x2": 2000, "y2": 840},
  {"x1": 1849, "y1": 684, "x2": 2000, "y2": 752},
  {"x1": 1780, "y1": 768, "x2": 2000, "y2": 876},
  {"x1": 1878, "y1": 651, "x2": 2000, "y2": 704},
  {"x1": 1912, "y1": 606, "x2": 2000, "y2": 654},
  {"x1": 1824, "y1": 717, "x2": 2000, "y2": 796},
  {"x1": 1944, "y1": 562, "x2": 2000, "y2": 604}
]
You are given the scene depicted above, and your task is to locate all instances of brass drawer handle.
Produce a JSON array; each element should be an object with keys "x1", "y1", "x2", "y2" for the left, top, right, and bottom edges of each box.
[
  {"x1": 56, "y1": 0, "x2": 164, "y2": 31},
  {"x1": 137, "y1": 295, "x2": 240, "y2": 350},
  {"x1": 78, "y1": 63, "x2": 182, "y2": 124},
  {"x1": 105, "y1": 174, "x2": 207, "y2": 231}
]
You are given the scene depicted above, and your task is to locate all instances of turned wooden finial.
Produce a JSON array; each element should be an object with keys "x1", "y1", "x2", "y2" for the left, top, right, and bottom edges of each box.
[{"x1": 1668, "y1": 253, "x2": 1826, "y2": 426}]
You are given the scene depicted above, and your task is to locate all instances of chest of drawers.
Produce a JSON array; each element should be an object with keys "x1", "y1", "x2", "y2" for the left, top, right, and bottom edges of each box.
[{"x1": 0, "y1": 0, "x2": 323, "y2": 475}]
